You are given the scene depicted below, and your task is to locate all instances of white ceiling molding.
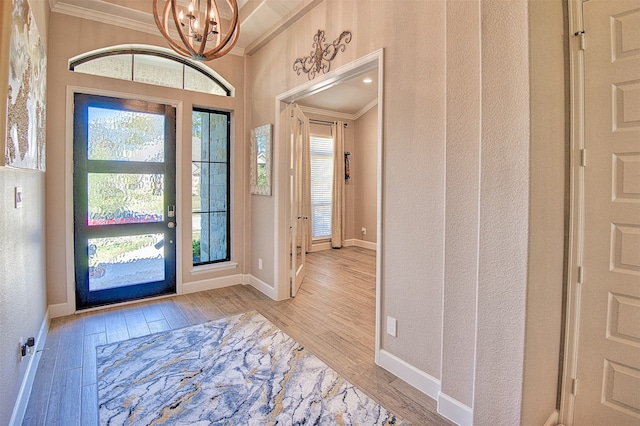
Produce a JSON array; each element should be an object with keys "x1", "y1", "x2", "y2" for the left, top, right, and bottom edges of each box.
[
  {"x1": 298, "y1": 105, "x2": 356, "y2": 121},
  {"x1": 354, "y1": 99, "x2": 378, "y2": 120}
]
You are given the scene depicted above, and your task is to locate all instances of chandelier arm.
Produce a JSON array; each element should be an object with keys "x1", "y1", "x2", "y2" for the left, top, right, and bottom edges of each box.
[
  {"x1": 170, "y1": 0, "x2": 199, "y2": 57},
  {"x1": 203, "y1": 0, "x2": 238, "y2": 57},
  {"x1": 153, "y1": 0, "x2": 192, "y2": 58},
  {"x1": 197, "y1": 0, "x2": 213, "y2": 57},
  {"x1": 203, "y1": 21, "x2": 239, "y2": 60}
]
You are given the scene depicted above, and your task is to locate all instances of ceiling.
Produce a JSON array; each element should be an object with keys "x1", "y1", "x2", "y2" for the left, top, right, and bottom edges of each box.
[{"x1": 48, "y1": 0, "x2": 378, "y2": 115}]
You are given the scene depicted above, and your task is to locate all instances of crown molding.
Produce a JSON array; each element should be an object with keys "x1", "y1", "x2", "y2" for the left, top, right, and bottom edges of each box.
[
  {"x1": 354, "y1": 99, "x2": 378, "y2": 120},
  {"x1": 50, "y1": 1, "x2": 244, "y2": 57},
  {"x1": 298, "y1": 105, "x2": 355, "y2": 121},
  {"x1": 299, "y1": 99, "x2": 378, "y2": 122}
]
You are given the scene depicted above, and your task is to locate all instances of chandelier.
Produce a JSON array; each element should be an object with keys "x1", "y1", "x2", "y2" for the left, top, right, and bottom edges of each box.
[{"x1": 153, "y1": 0, "x2": 240, "y2": 61}]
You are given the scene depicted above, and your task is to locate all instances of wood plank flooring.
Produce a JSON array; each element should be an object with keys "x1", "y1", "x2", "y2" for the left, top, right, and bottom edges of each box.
[{"x1": 22, "y1": 247, "x2": 451, "y2": 425}]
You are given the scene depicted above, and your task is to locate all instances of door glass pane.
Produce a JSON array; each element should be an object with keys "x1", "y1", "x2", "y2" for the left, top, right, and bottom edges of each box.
[
  {"x1": 88, "y1": 173, "x2": 164, "y2": 225},
  {"x1": 87, "y1": 107, "x2": 165, "y2": 162},
  {"x1": 88, "y1": 233, "x2": 165, "y2": 291}
]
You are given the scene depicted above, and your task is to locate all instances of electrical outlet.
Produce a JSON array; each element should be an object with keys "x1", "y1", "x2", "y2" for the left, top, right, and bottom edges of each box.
[
  {"x1": 258, "y1": 258, "x2": 263, "y2": 270},
  {"x1": 361, "y1": 227, "x2": 366, "y2": 235},
  {"x1": 18, "y1": 337, "x2": 24, "y2": 357},
  {"x1": 386, "y1": 316, "x2": 397, "y2": 337}
]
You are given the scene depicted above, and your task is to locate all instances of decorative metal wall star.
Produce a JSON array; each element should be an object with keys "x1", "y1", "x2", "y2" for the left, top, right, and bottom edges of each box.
[{"x1": 293, "y1": 30, "x2": 352, "y2": 80}]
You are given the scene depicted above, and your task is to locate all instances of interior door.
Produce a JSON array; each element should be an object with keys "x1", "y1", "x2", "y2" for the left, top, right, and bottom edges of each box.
[
  {"x1": 288, "y1": 104, "x2": 308, "y2": 297},
  {"x1": 572, "y1": 1, "x2": 640, "y2": 424},
  {"x1": 73, "y1": 94, "x2": 177, "y2": 310}
]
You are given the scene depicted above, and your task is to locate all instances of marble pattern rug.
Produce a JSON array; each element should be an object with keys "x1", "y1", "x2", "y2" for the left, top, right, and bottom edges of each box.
[{"x1": 97, "y1": 310, "x2": 406, "y2": 425}]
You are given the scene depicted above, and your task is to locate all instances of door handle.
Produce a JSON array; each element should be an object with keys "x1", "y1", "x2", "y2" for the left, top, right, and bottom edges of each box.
[{"x1": 167, "y1": 222, "x2": 175, "y2": 229}]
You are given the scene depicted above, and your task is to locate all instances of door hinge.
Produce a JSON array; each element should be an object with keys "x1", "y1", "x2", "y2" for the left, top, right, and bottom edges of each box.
[
  {"x1": 572, "y1": 378, "x2": 578, "y2": 395},
  {"x1": 580, "y1": 149, "x2": 587, "y2": 167},
  {"x1": 578, "y1": 266, "x2": 584, "y2": 284},
  {"x1": 574, "y1": 30, "x2": 586, "y2": 50}
]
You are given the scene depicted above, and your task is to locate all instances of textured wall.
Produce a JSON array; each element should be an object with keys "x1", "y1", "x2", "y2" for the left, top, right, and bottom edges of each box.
[
  {"x1": 45, "y1": 13, "x2": 245, "y2": 309},
  {"x1": 354, "y1": 105, "x2": 378, "y2": 244},
  {"x1": 441, "y1": 0, "x2": 481, "y2": 408},
  {"x1": 0, "y1": 1, "x2": 49, "y2": 423},
  {"x1": 473, "y1": 1, "x2": 531, "y2": 423},
  {"x1": 521, "y1": 0, "x2": 567, "y2": 423}
]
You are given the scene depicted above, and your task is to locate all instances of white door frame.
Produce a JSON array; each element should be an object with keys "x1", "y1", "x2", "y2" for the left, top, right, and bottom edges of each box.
[
  {"x1": 560, "y1": 0, "x2": 588, "y2": 423},
  {"x1": 273, "y1": 49, "x2": 384, "y2": 361}
]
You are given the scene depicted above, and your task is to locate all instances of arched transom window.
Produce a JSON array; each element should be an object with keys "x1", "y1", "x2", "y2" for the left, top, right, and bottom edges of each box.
[{"x1": 69, "y1": 45, "x2": 233, "y2": 97}]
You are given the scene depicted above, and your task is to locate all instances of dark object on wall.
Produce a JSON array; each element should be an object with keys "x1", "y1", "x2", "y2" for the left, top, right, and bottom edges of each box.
[
  {"x1": 345, "y1": 152, "x2": 351, "y2": 181},
  {"x1": 293, "y1": 30, "x2": 352, "y2": 80}
]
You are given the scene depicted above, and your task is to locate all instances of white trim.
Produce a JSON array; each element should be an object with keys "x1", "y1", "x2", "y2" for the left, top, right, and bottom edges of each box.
[
  {"x1": 246, "y1": 274, "x2": 277, "y2": 300},
  {"x1": 182, "y1": 274, "x2": 243, "y2": 294},
  {"x1": 310, "y1": 241, "x2": 332, "y2": 252},
  {"x1": 311, "y1": 239, "x2": 377, "y2": 252},
  {"x1": 544, "y1": 410, "x2": 560, "y2": 426},
  {"x1": 48, "y1": 302, "x2": 70, "y2": 319},
  {"x1": 344, "y1": 238, "x2": 377, "y2": 251},
  {"x1": 191, "y1": 261, "x2": 239, "y2": 275},
  {"x1": 298, "y1": 105, "x2": 355, "y2": 121},
  {"x1": 377, "y1": 349, "x2": 440, "y2": 400},
  {"x1": 560, "y1": 1, "x2": 585, "y2": 425},
  {"x1": 64, "y1": 86, "x2": 185, "y2": 315},
  {"x1": 9, "y1": 309, "x2": 50, "y2": 426},
  {"x1": 354, "y1": 99, "x2": 378, "y2": 120},
  {"x1": 437, "y1": 392, "x2": 473, "y2": 426}
]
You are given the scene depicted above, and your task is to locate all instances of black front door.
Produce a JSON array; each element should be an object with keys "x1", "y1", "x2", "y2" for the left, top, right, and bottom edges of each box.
[{"x1": 73, "y1": 94, "x2": 177, "y2": 310}]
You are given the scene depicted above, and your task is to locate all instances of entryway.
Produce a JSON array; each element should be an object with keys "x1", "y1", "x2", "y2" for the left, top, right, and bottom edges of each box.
[{"x1": 73, "y1": 93, "x2": 177, "y2": 310}]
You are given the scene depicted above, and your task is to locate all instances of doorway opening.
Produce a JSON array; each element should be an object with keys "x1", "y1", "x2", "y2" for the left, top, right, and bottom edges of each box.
[{"x1": 273, "y1": 49, "x2": 384, "y2": 361}]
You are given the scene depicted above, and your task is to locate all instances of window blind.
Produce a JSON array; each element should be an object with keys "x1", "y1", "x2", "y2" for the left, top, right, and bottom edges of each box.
[{"x1": 310, "y1": 136, "x2": 334, "y2": 238}]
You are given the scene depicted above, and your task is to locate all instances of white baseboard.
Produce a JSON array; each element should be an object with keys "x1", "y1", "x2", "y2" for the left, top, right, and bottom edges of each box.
[
  {"x1": 377, "y1": 349, "x2": 440, "y2": 400},
  {"x1": 9, "y1": 309, "x2": 50, "y2": 426},
  {"x1": 246, "y1": 274, "x2": 277, "y2": 300},
  {"x1": 313, "y1": 239, "x2": 377, "y2": 251},
  {"x1": 437, "y1": 392, "x2": 473, "y2": 426},
  {"x1": 182, "y1": 274, "x2": 243, "y2": 294},
  {"x1": 356, "y1": 239, "x2": 377, "y2": 251},
  {"x1": 48, "y1": 302, "x2": 70, "y2": 318}
]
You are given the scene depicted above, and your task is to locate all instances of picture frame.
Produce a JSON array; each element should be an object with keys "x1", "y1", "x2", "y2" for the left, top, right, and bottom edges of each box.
[{"x1": 250, "y1": 124, "x2": 272, "y2": 196}]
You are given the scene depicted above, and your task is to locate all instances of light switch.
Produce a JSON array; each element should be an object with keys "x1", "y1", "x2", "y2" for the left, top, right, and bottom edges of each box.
[{"x1": 15, "y1": 187, "x2": 22, "y2": 208}]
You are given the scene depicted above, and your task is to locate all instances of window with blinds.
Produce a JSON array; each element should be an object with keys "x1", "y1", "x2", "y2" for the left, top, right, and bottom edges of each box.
[{"x1": 310, "y1": 136, "x2": 334, "y2": 238}]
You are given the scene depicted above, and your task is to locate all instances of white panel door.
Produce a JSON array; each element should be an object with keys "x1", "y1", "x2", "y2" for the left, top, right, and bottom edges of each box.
[
  {"x1": 574, "y1": 1, "x2": 640, "y2": 424},
  {"x1": 288, "y1": 104, "x2": 308, "y2": 297}
]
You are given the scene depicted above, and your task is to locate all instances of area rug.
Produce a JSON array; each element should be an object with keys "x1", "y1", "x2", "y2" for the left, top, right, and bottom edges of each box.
[{"x1": 97, "y1": 310, "x2": 406, "y2": 425}]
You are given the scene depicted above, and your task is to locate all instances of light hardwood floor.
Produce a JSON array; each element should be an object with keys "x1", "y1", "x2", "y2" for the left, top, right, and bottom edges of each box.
[{"x1": 23, "y1": 247, "x2": 451, "y2": 425}]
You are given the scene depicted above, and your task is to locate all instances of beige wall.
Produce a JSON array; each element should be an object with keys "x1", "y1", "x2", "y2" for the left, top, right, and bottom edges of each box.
[
  {"x1": 247, "y1": 0, "x2": 566, "y2": 424},
  {"x1": 45, "y1": 13, "x2": 246, "y2": 309},
  {"x1": 522, "y1": 0, "x2": 567, "y2": 423},
  {"x1": 0, "y1": 0, "x2": 49, "y2": 423},
  {"x1": 353, "y1": 105, "x2": 378, "y2": 244}
]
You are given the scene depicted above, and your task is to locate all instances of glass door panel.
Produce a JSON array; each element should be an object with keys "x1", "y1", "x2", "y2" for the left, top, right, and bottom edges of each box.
[
  {"x1": 74, "y1": 94, "x2": 176, "y2": 310},
  {"x1": 88, "y1": 233, "x2": 165, "y2": 291}
]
